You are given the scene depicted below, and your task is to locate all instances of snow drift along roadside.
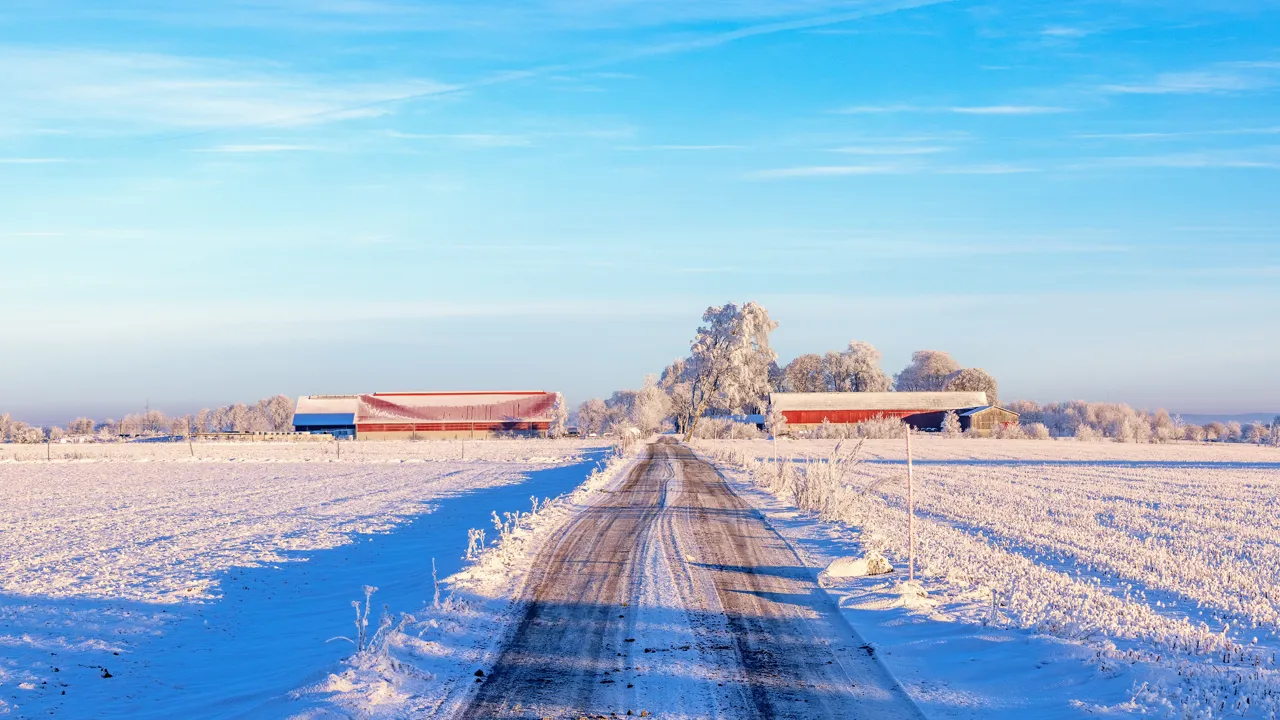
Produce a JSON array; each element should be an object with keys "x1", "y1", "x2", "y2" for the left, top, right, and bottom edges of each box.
[{"x1": 288, "y1": 446, "x2": 639, "y2": 719}]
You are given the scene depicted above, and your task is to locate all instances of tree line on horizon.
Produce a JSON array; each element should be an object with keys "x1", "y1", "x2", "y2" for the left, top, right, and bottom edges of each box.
[
  {"x1": 0, "y1": 395, "x2": 296, "y2": 444},
  {"x1": 573, "y1": 301, "x2": 1280, "y2": 446}
]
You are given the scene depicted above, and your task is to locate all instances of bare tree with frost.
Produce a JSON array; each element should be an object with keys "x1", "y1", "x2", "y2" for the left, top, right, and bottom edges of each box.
[
  {"x1": 575, "y1": 398, "x2": 608, "y2": 437},
  {"x1": 683, "y1": 302, "x2": 778, "y2": 441},
  {"x1": 548, "y1": 393, "x2": 569, "y2": 438},
  {"x1": 894, "y1": 350, "x2": 961, "y2": 391},
  {"x1": 631, "y1": 377, "x2": 672, "y2": 434},
  {"x1": 943, "y1": 367, "x2": 999, "y2": 406},
  {"x1": 826, "y1": 340, "x2": 893, "y2": 392},
  {"x1": 782, "y1": 354, "x2": 827, "y2": 393}
]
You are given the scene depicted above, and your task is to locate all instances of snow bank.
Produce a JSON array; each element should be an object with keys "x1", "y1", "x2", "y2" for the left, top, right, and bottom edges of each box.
[
  {"x1": 819, "y1": 554, "x2": 893, "y2": 584},
  {"x1": 288, "y1": 446, "x2": 637, "y2": 718}
]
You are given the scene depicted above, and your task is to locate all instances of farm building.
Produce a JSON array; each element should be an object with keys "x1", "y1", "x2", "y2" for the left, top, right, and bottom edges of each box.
[
  {"x1": 770, "y1": 391, "x2": 991, "y2": 433},
  {"x1": 293, "y1": 391, "x2": 559, "y2": 440},
  {"x1": 902, "y1": 405, "x2": 1021, "y2": 436},
  {"x1": 292, "y1": 395, "x2": 360, "y2": 438}
]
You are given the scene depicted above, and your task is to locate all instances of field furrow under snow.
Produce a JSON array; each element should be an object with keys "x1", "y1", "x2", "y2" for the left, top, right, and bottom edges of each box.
[
  {"x1": 699, "y1": 437, "x2": 1280, "y2": 718},
  {"x1": 0, "y1": 440, "x2": 605, "y2": 719}
]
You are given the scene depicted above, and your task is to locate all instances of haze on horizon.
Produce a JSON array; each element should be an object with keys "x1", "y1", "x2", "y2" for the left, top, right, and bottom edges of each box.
[{"x1": 2, "y1": 0, "x2": 1278, "y2": 425}]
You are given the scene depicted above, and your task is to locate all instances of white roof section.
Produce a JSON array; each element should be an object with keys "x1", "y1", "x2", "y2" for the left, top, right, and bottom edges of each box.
[
  {"x1": 295, "y1": 395, "x2": 361, "y2": 415},
  {"x1": 770, "y1": 391, "x2": 988, "y2": 412}
]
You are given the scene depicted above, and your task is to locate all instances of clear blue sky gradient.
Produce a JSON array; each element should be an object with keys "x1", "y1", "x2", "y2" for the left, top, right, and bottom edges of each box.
[{"x1": 2, "y1": 0, "x2": 1278, "y2": 424}]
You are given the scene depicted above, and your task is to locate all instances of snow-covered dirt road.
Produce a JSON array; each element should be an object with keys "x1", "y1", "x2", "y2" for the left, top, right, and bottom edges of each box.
[{"x1": 459, "y1": 440, "x2": 922, "y2": 719}]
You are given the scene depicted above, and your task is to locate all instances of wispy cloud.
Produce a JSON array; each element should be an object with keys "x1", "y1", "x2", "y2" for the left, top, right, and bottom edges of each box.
[
  {"x1": 1075, "y1": 127, "x2": 1280, "y2": 140},
  {"x1": 748, "y1": 164, "x2": 902, "y2": 179},
  {"x1": 195, "y1": 144, "x2": 315, "y2": 153},
  {"x1": 1069, "y1": 150, "x2": 1280, "y2": 170},
  {"x1": 832, "y1": 104, "x2": 921, "y2": 114},
  {"x1": 949, "y1": 105, "x2": 1068, "y2": 115},
  {"x1": 0, "y1": 47, "x2": 456, "y2": 132},
  {"x1": 748, "y1": 162, "x2": 1038, "y2": 179},
  {"x1": 620, "y1": 144, "x2": 746, "y2": 151},
  {"x1": 386, "y1": 131, "x2": 535, "y2": 147},
  {"x1": 1104, "y1": 61, "x2": 1280, "y2": 95},
  {"x1": 1041, "y1": 26, "x2": 1091, "y2": 38},
  {"x1": 828, "y1": 144, "x2": 949, "y2": 155},
  {"x1": 833, "y1": 104, "x2": 1069, "y2": 115}
]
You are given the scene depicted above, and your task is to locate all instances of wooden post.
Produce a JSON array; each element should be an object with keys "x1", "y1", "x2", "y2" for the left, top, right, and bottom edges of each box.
[
  {"x1": 188, "y1": 419, "x2": 194, "y2": 457},
  {"x1": 47, "y1": 435, "x2": 51, "y2": 462},
  {"x1": 906, "y1": 426, "x2": 915, "y2": 582},
  {"x1": 336, "y1": 436, "x2": 340, "y2": 460}
]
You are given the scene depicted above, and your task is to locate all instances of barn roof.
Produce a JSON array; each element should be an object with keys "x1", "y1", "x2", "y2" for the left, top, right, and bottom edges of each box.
[
  {"x1": 770, "y1": 391, "x2": 989, "y2": 412},
  {"x1": 293, "y1": 395, "x2": 360, "y2": 427},
  {"x1": 959, "y1": 405, "x2": 1019, "y2": 417},
  {"x1": 357, "y1": 391, "x2": 557, "y2": 423}
]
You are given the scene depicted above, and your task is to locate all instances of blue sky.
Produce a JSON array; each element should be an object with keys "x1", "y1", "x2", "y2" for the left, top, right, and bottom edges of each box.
[{"x1": 2, "y1": 0, "x2": 1279, "y2": 423}]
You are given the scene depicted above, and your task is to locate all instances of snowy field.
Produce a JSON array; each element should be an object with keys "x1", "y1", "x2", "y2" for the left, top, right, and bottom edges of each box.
[
  {"x1": 0, "y1": 440, "x2": 606, "y2": 719},
  {"x1": 699, "y1": 437, "x2": 1280, "y2": 718}
]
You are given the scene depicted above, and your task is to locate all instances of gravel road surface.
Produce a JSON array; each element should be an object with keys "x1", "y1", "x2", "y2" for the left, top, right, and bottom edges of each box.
[{"x1": 457, "y1": 440, "x2": 922, "y2": 719}]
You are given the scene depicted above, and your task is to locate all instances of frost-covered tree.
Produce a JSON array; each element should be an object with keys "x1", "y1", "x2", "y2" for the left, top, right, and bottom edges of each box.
[
  {"x1": 575, "y1": 398, "x2": 608, "y2": 436},
  {"x1": 66, "y1": 417, "x2": 95, "y2": 436},
  {"x1": 47, "y1": 426, "x2": 65, "y2": 442},
  {"x1": 782, "y1": 354, "x2": 827, "y2": 393},
  {"x1": 10, "y1": 422, "x2": 45, "y2": 444},
  {"x1": 683, "y1": 301, "x2": 778, "y2": 440},
  {"x1": 941, "y1": 410, "x2": 962, "y2": 437},
  {"x1": 548, "y1": 393, "x2": 569, "y2": 438},
  {"x1": 943, "y1": 367, "x2": 999, "y2": 406},
  {"x1": 1205, "y1": 422, "x2": 1227, "y2": 442},
  {"x1": 659, "y1": 358, "x2": 695, "y2": 435},
  {"x1": 1245, "y1": 423, "x2": 1268, "y2": 444},
  {"x1": 631, "y1": 377, "x2": 672, "y2": 433},
  {"x1": 1225, "y1": 421, "x2": 1243, "y2": 443},
  {"x1": 264, "y1": 395, "x2": 296, "y2": 432},
  {"x1": 826, "y1": 341, "x2": 892, "y2": 392},
  {"x1": 895, "y1": 350, "x2": 961, "y2": 392},
  {"x1": 765, "y1": 402, "x2": 788, "y2": 438}
]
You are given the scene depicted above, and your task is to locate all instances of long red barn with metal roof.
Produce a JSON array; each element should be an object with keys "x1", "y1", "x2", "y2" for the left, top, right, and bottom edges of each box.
[
  {"x1": 771, "y1": 391, "x2": 990, "y2": 432},
  {"x1": 294, "y1": 391, "x2": 559, "y2": 440}
]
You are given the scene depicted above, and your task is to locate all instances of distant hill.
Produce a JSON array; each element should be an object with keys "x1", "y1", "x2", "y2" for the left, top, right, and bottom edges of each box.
[{"x1": 1176, "y1": 413, "x2": 1278, "y2": 425}]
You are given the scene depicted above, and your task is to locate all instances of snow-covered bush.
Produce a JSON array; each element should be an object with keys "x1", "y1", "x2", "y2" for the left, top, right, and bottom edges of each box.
[
  {"x1": 690, "y1": 417, "x2": 764, "y2": 440},
  {"x1": 1024, "y1": 422, "x2": 1051, "y2": 440},
  {"x1": 1005, "y1": 400, "x2": 1218, "y2": 444},
  {"x1": 941, "y1": 410, "x2": 962, "y2": 437},
  {"x1": 799, "y1": 416, "x2": 906, "y2": 440}
]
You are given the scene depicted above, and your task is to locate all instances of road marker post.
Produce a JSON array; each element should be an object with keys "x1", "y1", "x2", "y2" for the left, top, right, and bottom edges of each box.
[{"x1": 906, "y1": 427, "x2": 915, "y2": 582}]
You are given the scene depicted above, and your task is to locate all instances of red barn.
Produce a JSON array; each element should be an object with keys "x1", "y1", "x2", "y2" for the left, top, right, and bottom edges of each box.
[
  {"x1": 771, "y1": 391, "x2": 990, "y2": 432},
  {"x1": 353, "y1": 391, "x2": 559, "y2": 440}
]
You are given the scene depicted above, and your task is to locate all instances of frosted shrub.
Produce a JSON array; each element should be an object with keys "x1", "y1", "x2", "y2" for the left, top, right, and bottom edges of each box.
[
  {"x1": 465, "y1": 528, "x2": 486, "y2": 560},
  {"x1": 1006, "y1": 400, "x2": 1201, "y2": 443},
  {"x1": 993, "y1": 422, "x2": 1028, "y2": 440},
  {"x1": 941, "y1": 411, "x2": 961, "y2": 437},
  {"x1": 1074, "y1": 424, "x2": 1100, "y2": 442},
  {"x1": 1024, "y1": 422, "x2": 1051, "y2": 440},
  {"x1": 690, "y1": 417, "x2": 765, "y2": 440}
]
